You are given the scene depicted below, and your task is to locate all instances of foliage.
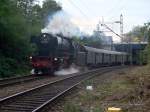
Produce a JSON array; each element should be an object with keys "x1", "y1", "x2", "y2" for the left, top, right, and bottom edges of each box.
[
  {"x1": 144, "y1": 22, "x2": 150, "y2": 64},
  {"x1": 124, "y1": 25, "x2": 148, "y2": 42},
  {"x1": 124, "y1": 22, "x2": 150, "y2": 64},
  {"x1": 0, "y1": 0, "x2": 61, "y2": 78},
  {"x1": 64, "y1": 103, "x2": 80, "y2": 112},
  {"x1": 0, "y1": 56, "x2": 30, "y2": 78},
  {"x1": 42, "y1": 0, "x2": 61, "y2": 25},
  {"x1": 146, "y1": 44, "x2": 150, "y2": 64},
  {"x1": 139, "y1": 50, "x2": 148, "y2": 65},
  {"x1": 92, "y1": 108, "x2": 103, "y2": 112}
]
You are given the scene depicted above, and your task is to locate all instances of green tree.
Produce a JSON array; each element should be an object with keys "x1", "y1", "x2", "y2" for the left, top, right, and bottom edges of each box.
[
  {"x1": 145, "y1": 22, "x2": 150, "y2": 64},
  {"x1": 41, "y1": 0, "x2": 61, "y2": 25},
  {"x1": 124, "y1": 26, "x2": 148, "y2": 42},
  {"x1": 124, "y1": 23, "x2": 150, "y2": 64},
  {"x1": 0, "y1": 0, "x2": 61, "y2": 78}
]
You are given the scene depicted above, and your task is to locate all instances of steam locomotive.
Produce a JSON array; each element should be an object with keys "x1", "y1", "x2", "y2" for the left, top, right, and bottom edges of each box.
[
  {"x1": 30, "y1": 33, "x2": 75, "y2": 74},
  {"x1": 30, "y1": 33, "x2": 129, "y2": 75}
]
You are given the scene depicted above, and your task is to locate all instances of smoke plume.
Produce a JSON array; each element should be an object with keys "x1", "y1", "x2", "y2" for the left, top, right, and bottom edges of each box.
[
  {"x1": 41, "y1": 11, "x2": 81, "y2": 37},
  {"x1": 54, "y1": 66, "x2": 79, "y2": 76}
]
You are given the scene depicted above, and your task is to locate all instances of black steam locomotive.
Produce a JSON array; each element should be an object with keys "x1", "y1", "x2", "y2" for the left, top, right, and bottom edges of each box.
[
  {"x1": 30, "y1": 33, "x2": 130, "y2": 75},
  {"x1": 30, "y1": 33, "x2": 75, "y2": 74}
]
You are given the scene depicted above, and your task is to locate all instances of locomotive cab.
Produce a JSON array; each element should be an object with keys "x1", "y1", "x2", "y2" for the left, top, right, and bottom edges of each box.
[{"x1": 56, "y1": 34, "x2": 74, "y2": 67}]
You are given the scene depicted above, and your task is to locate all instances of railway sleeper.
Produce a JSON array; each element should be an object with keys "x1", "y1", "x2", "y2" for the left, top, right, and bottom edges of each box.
[
  {"x1": 23, "y1": 95, "x2": 50, "y2": 98},
  {"x1": 21, "y1": 98, "x2": 48, "y2": 101},
  {"x1": 29, "y1": 94, "x2": 55, "y2": 97},
  {"x1": 20, "y1": 99, "x2": 47, "y2": 102},
  {"x1": 30, "y1": 90, "x2": 59, "y2": 94},
  {"x1": 1, "y1": 107, "x2": 34, "y2": 111},
  {"x1": 22, "y1": 94, "x2": 52, "y2": 100},
  {"x1": 2, "y1": 104, "x2": 35, "y2": 109},
  {"x1": 0, "y1": 109, "x2": 26, "y2": 112},
  {"x1": 23, "y1": 96, "x2": 48, "y2": 99},
  {"x1": 14, "y1": 100, "x2": 45, "y2": 103},
  {"x1": 12, "y1": 102, "x2": 41, "y2": 106},
  {"x1": 30, "y1": 91, "x2": 61, "y2": 96}
]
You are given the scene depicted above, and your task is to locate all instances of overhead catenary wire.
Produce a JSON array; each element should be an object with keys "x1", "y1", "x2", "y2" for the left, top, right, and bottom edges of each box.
[
  {"x1": 98, "y1": 0, "x2": 126, "y2": 41},
  {"x1": 78, "y1": 0, "x2": 94, "y2": 16},
  {"x1": 68, "y1": 0, "x2": 90, "y2": 21},
  {"x1": 67, "y1": 0, "x2": 95, "y2": 33},
  {"x1": 108, "y1": 0, "x2": 126, "y2": 20},
  {"x1": 63, "y1": 0, "x2": 126, "y2": 35},
  {"x1": 79, "y1": 0, "x2": 122, "y2": 35},
  {"x1": 105, "y1": 0, "x2": 122, "y2": 18}
]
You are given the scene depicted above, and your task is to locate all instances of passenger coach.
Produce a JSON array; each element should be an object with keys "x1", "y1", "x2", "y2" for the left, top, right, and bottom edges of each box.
[{"x1": 76, "y1": 46, "x2": 129, "y2": 67}]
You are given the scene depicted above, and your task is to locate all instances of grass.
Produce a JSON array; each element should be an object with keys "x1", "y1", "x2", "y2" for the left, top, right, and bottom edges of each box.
[
  {"x1": 63, "y1": 66, "x2": 150, "y2": 112},
  {"x1": 63, "y1": 102, "x2": 103, "y2": 112},
  {"x1": 63, "y1": 103, "x2": 80, "y2": 112}
]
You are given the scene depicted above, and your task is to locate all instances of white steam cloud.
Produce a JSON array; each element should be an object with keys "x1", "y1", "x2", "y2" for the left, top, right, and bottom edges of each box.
[
  {"x1": 41, "y1": 11, "x2": 81, "y2": 37},
  {"x1": 54, "y1": 66, "x2": 79, "y2": 76}
]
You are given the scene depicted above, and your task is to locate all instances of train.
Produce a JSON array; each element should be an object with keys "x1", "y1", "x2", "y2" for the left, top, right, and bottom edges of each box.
[{"x1": 30, "y1": 33, "x2": 129, "y2": 75}]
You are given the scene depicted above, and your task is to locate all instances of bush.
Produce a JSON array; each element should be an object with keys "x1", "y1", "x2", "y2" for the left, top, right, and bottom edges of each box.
[{"x1": 0, "y1": 56, "x2": 30, "y2": 78}]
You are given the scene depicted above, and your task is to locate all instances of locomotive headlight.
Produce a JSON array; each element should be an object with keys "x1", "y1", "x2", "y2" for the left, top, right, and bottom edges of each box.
[
  {"x1": 29, "y1": 56, "x2": 32, "y2": 59},
  {"x1": 54, "y1": 58, "x2": 58, "y2": 61}
]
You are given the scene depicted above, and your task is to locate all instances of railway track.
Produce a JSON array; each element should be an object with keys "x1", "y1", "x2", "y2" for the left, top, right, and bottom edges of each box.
[
  {"x1": 0, "y1": 66, "x2": 122, "y2": 112},
  {"x1": 0, "y1": 75, "x2": 47, "y2": 88}
]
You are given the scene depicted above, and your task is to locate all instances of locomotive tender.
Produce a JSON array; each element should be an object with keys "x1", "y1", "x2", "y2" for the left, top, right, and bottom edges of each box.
[{"x1": 30, "y1": 33, "x2": 129, "y2": 75}]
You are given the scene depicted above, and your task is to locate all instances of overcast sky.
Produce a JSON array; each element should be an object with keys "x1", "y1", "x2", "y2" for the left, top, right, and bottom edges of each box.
[{"x1": 39, "y1": 0, "x2": 150, "y2": 41}]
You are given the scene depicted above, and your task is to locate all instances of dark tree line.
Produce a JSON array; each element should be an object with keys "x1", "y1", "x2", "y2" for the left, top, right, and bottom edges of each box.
[{"x1": 0, "y1": 0, "x2": 61, "y2": 78}]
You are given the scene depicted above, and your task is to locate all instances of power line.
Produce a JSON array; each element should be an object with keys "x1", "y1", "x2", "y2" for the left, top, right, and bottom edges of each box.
[
  {"x1": 101, "y1": 23, "x2": 123, "y2": 39},
  {"x1": 108, "y1": 0, "x2": 126, "y2": 20},
  {"x1": 68, "y1": 0, "x2": 90, "y2": 21},
  {"x1": 79, "y1": 0, "x2": 93, "y2": 16},
  {"x1": 105, "y1": 0, "x2": 122, "y2": 17}
]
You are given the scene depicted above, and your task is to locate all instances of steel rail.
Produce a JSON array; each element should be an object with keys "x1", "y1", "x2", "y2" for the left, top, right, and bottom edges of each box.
[
  {"x1": 0, "y1": 75, "x2": 47, "y2": 88},
  {"x1": 0, "y1": 66, "x2": 122, "y2": 112}
]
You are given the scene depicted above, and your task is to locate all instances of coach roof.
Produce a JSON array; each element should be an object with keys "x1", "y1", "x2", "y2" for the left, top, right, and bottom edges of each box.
[{"x1": 84, "y1": 46, "x2": 127, "y2": 55}]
